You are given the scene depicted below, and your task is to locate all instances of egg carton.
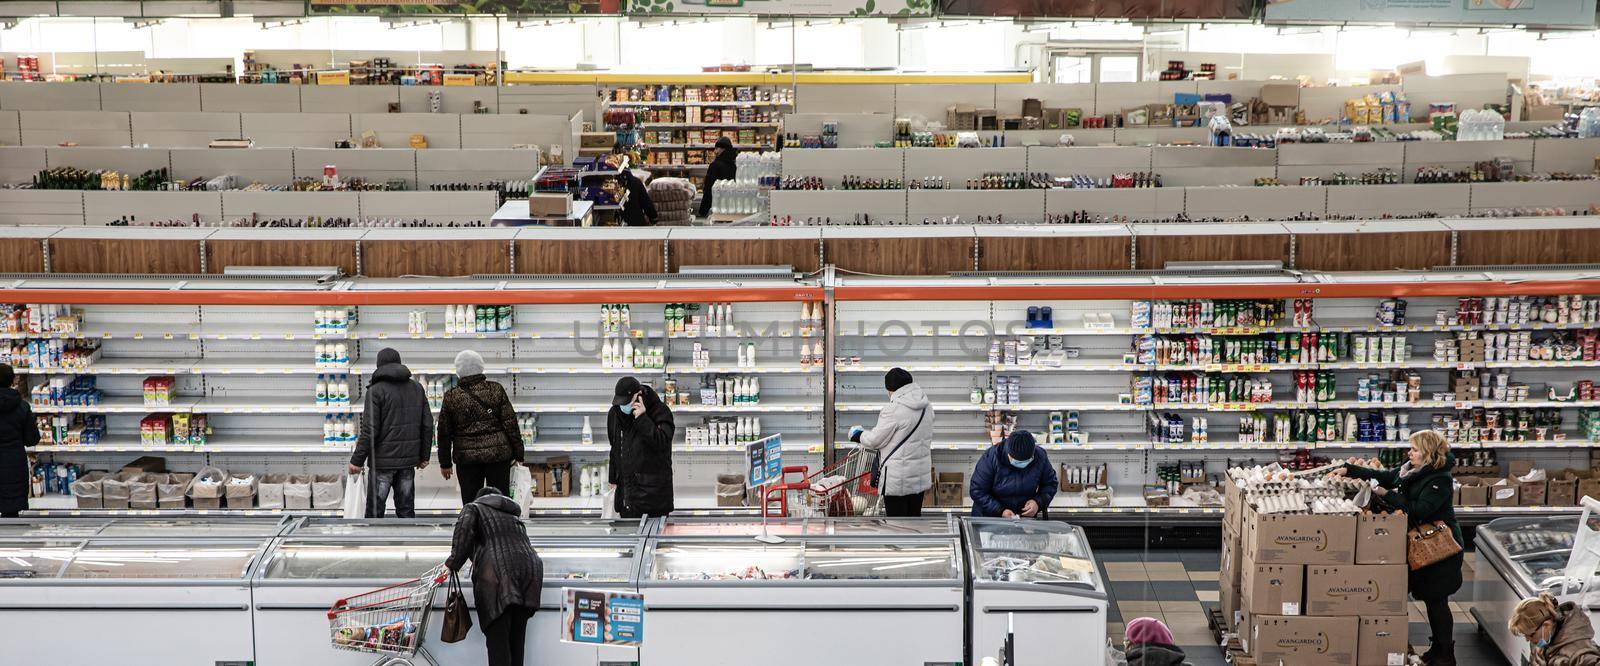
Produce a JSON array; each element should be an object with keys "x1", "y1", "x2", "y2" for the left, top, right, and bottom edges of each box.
[{"x1": 1310, "y1": 498, "x2": 1361, "y2": 514}]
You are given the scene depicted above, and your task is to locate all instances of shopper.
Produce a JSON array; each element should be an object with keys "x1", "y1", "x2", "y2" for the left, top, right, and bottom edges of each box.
[
  {"x1": 446, "y1": 486, "x2": 544, "y2": 666},
  {"x1": 847, "y1": 367, "x2": 934, "y2": 517},
  {"x1": 697, "y1": 136, "x2": 738, "y2": 218},
  {"x1": 348, "y1": 348, "x2": 433, "y2": 519},
  {"x1": 969, "y1": 430, "x2": 1057, "y2": 518},
  {"x1": 438, "y1": 350, "x2": 524, "y2": 505},
  {"x1": 1509, "y1": 592, "x2": 1600, "y2": 666},
  {"x1": 1123, "y1": 618, "x2": 1192, "y2": 666},
  {"x1": 1334, "y1": 430, "x2": 1462, "y2": 666},
  {"x1": 618, "y1": 168, "x2": 659, "y2": 226},
  {"x1": 0, "y1": 364, "x2": 39, "y2": 518},
  {"x1": 607, "y1": 376, "x2": 675, "y2": 518}
]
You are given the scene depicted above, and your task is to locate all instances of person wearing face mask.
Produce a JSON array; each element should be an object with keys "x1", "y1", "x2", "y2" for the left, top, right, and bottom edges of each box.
[
  {"x1": 606, "y1": 377, "x2": 675, "y2": 519},
  {"x1": 1510, "y1": 592, "x2": 1600, "y2": 666},
  {"x1": 1332, "y1": 430, "x2": 1462, "y2": 666},
  {"x1": 968, "y1": 430, "x2": 1057, "y2": 519}
]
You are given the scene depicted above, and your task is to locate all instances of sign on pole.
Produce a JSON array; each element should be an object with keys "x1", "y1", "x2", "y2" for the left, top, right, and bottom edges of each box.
[
  {"x1": 746, "y1": 434, "x2": 784, "y2": 489},
  {"x1": 561, "y1": 588, "x2": 644, "y2": 647}
]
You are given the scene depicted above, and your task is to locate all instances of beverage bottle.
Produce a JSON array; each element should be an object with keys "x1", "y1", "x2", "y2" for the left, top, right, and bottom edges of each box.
[
  {"x1": 582, "y1": 416, "x2": 594, "y2": 445},
  {"x1": 316, "y1": 375, "x2": 328, "y2": 406}
]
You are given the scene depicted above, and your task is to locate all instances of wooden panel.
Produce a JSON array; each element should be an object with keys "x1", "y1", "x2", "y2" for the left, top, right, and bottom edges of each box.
[
  {"x1": 49, "y1": 238, "x2": 200, "y2": 274},
  {"x1": 980, "y1": 237, "x2": 1130, "y2": 272},
  {"x1": 1137, "y1": 235, "x2": 1290, "y2": 270},
  {"x1": 362, "y1": 239, "x2": 507, "y2": 278},
  {"x1": 825, "y1": 238, "x2": 973, "y2": 276},
  {"x1": 207, "y1": 240, "x2": 357, "y2": 276},
  {"x1": 517, "y1": 239, "x2": 664, "y2": 275},
  {"x1": 0, "y1": 238, "x2": 44, "y2": 273},
  {"x1": 670, "y1": 239, "x2": 818, "y2": 273},
  {"x1": 1296, "y1": 232, "x2": 1450, "y2": 272},
  {"x1": 1456, "y1": 229, "x2": 1600, "y2": 267}
]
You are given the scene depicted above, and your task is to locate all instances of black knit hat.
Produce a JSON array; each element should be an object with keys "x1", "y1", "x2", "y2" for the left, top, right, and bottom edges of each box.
[
  {"x1": 1006, "y1": 430, "x2": 1036, "y2": 462},
  {"x1": 376, "y1": 348, "x2": 402, "y2": 366},
  {"x1": 885, "y1": 367, "x2": 914, "y2": 392}
]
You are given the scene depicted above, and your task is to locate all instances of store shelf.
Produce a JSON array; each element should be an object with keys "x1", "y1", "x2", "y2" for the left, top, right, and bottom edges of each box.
[
  {"x1": 605, "y1": 101, "x2": 792, "y2": 107},
  {"x1": 31, "y1": 397, "x2": 183, "y2": 414},
  {"x1": 644, "y1": 143, "x2": 771, "y2": 150},
  {"x1": 513, "y1": 399, "x2": 820, "y2": 414},
  {"x1": 638, "y1": 123, "x2": 782, "y2": 128},
  {"x1": 836, "y1": 361, "x2": 1145, "y2": 373}
]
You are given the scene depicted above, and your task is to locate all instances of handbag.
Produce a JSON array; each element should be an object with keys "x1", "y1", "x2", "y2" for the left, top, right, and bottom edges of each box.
[
  {"x1": 440, "y1": 570, "x2": 473, "y2": 643},
  {"x1": 869, "y1": 408, "x2": 927, "y2": 490},
  {"x1": 1407, "y1": 520, "x2": 1463, "y2": 571}
]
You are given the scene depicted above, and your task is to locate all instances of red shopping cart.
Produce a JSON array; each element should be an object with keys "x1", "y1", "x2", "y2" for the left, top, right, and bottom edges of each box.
[
  {"x1": 328, "y1": 563, "x2": 451, "y2": 666},
  {"x1": 763, "y1": 447, "x2": 879, "y2": 518}
]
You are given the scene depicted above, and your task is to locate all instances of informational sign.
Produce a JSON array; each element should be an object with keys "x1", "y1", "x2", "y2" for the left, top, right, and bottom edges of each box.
[
  {"x1": 746, "y1": 434, "x2": 784, "y2": 488},
  {"x1": 939, "y1": 0, "x2": 1250, "y2": 19},
  {"x1": 1264, "y1": 0, "x2": 1598, "y2": 27},
  {"x1": 561, "y1": 588, "x2": 644, "y2": 647},
  {"x1": 442, "y1": 74, "x2": 479, "y2": 87},
  {"x1": 316, "y1": 70, "x2": 351, "y2": 86}
]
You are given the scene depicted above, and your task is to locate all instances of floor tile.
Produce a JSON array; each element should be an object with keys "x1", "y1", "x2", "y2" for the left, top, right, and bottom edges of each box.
[
  {"x1": 1104, "y1": 562, "x2": 1148, "y2": 581},
  {"x1": 1111, "y1": 580, "x2": 1157, "y2": 601},
  {"x1": 1195, "y1": 590, "x2": 1220, "y2": 603},
  {"x1": 1149, "y1": 580, "x2": 1202, "y2": 601},
  {"x1": 1144, "y1": 562, "x2": 1191, "y2": 581}
]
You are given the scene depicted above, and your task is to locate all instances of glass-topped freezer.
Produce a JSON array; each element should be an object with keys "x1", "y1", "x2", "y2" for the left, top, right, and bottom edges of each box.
[
  {"x1": 1478, "y1": 516, "x2": 1581, "y2": 594},
  {"x1": 647, "y1": 539, "x2": 960, "y2": 582},
  {"x1": 966, "y1": 518, "x2": 1101, "y2": 589},
  {"x1": 657, "y1": 516, "x2": 956, "y2": 538},
  {"x1": 964, "y1": 518, "x2": 1108, "y2": 666}
]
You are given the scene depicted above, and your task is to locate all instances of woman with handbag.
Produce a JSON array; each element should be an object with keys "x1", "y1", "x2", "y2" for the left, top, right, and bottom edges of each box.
[
  {"x1": 847, "y1": 368, "x2": 934, "y2": 517},
  {"x1": 1333, "y1": 430, "x2": 1463, "y2": 666},
  {"x1": 445, "y1": 486, "x2": 544, "y2": 666},
  {"x1": 438, "y1": 350, "x2": 525, "y2": 505}
]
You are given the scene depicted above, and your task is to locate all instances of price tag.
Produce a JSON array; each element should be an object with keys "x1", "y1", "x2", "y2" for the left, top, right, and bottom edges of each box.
[
  {"x1": 283, "y1": 334, "x2": 296, "y2": 340},
  {"x1": 133, "y1": 333, "x2": 145, "y2": 340}
]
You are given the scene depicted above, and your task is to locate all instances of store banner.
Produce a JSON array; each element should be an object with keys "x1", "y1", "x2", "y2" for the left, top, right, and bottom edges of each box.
[
  {"x1": 937, "y1": 0, "x2": 1251, "y2": 18},
  {"x1": 626, "y1": 0, "x2": 932, "y2": 16},
  {"x1": 1264, "y1": 0, "x2": 1598, "y2": 27},
  {"x1": 561, "y1": 588, "x2": 644, "y2": 647},
  {"x1": 307, "y1": 0, "x2": 621, "y2": 14}
]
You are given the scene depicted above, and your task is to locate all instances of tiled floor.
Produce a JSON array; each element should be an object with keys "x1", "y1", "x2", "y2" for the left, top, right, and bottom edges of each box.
[{"x1": 1099, "y1": 549, "x2": 1509, "y2": 666}]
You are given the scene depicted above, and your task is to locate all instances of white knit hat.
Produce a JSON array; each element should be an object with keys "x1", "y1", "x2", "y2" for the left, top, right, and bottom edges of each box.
[{"x1": 454, "y1": 349, "x2": 484, "y2": 377}]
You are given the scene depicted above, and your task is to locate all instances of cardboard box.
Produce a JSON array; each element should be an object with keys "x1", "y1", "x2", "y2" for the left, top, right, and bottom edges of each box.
[
  {"x1": 1222, "y1": 523, "x2": 1244, "y2": 590},
  {"x1": 1260, "y1": 84, "x2": 1301, "y2": 108},
  {"x1": 1241, "y1": 557, "x2": 1305, "y2": 616},
  {"x1": 1356, "y1": 512, "x2": 1407, "y2": 565},
  {"x1": 1456, "y1": 477, "x2": 1489, "y2": 507},
  {"x1": 528, "y1": 192, "x2": 572, "y2": 217},
  {"x1": 1489, "y1": 478, "x2": 1520, "y2": 507},
  {"x1": 947, "y1": 104, "x2": 977, "y2": 130},
  {"x1": 1519, "y1": 474, "x2": 1548, "y2": 506},
  {"x1": 1578, "y1": 476, "x2": 1600, "y2": 504},
  {"x1": 121, "y1": 456, "x2": 167, "y2": 473},
  {"x1": 715, "y1": 473, "x2": 747, "y2": 507},
  {"x1": 1225, "y1": 477, "x2": 1246, "y2": 535},
  {"x1": 192, "y1": 496, "x2": 222, "y2": 509},
  {"x1": 1222, "y1": 583, "x2": 1242, "y2": 631},
  {"x1": 1549, "y1": 470, "x2": 1583, "y2": 506},
  {"x1": 1244, "y1": 510, "x2": 1358, "y2": 565},
  {"x1": 580, "y1": 132, "x2": 617, "y2": 148},
  {"x1": 934, "y1": 472, "x2": 964, "y2": 507},
  {"x1": 1358, "y1": 616, "x2": 1409, "y2": 666},
  {"x1": 1305, "y1": 564, "x2": 1409, "y2": 616},
  {"x1": 1250, "y1": 615, "x2": 1358, "y2": 666},
  {"x1": 530, "y1": 456, "x2": 572, "y2": 498}
]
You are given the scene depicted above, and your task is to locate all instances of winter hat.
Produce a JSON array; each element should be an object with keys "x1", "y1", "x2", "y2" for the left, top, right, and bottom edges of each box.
[
  {"x1": 1005, "y1": 430, "x2": 1036, "y2": 462},
  {"x1": 885, "y1": 367, "x2": 914, "y2": 393},
  {"x1": 1125, "y1": 617, "x2": 1175, "y2": 646},
  {"x1": 454, "y1": 349, "x2": 484, "y2": 377},
  {"x1": 376, "y1": 348, "x2": 402, "y2": 367}
]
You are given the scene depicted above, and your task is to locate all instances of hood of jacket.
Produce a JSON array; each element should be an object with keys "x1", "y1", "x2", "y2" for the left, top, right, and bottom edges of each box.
[
  {"x1": 370, "y1": 361, "x2": 412, "y2": 385},
  {"x1": 474, "y1": 492, "x2": 522, "y2": 517},
  {"x1": 0, "y1": 387, "x2": 18, "y2": 413},
  {"x1": 1125, "y1": 643, "x2": 1189, "y2": 666},
  {"x1": 889, "y1": 383, "x2": 931, "y2": 411},
  {"x1": 1549, "y1": 601, "x2": 1599, "y2": 655}
]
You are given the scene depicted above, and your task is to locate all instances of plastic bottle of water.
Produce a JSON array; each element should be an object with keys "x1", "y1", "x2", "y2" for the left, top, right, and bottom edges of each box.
[{"x1": 1579, "y1": 108, "x2": 1600, "y2": 138}]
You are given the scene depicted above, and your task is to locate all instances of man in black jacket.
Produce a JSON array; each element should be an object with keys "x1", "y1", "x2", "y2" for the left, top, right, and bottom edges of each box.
[
  {"x1": 0, "y1": 364, "x2": 40, "y2": 518},
  {"x1": 618, "y1": 168, "x2": 658, "y2": 227},
  {"x1": 607, "y1": 377, "x2": 675, "y2": 518},
  {"x1": 348, "y1": 348, "x2": 433, "y2": 518}
]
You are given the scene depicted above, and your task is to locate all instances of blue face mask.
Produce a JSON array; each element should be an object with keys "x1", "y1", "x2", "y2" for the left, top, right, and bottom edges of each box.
[
  {"x1": 1536, "y1": 637, "x2": 1552, "y2": 650},
  {"x1": 1008, "y1": 456, "x2": 1032, "y2": 469}
]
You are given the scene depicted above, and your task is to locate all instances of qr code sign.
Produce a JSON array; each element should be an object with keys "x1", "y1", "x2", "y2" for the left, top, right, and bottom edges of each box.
[{"x1": 579, "y1": 619, "x2": 600, "y2": 639}]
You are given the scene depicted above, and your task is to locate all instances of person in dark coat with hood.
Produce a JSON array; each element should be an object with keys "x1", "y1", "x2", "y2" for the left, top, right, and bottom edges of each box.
[
  {"x1": 617, "y1": 168, "x2": 658, "y2": 227},
  {"x1": 697, "y1": 136, "x2": 738, "y2": 218},
  {"x1": 348, "y1": 348, "x2": 433, "y2": 518},
  {"x1": 970, "y1": 430, "x2": 1057, "y2": 518},
  {"x1": 606, "y1": 376, "x2": 675, "y2": 518},
  {"x1": 447, "y1": 486, "x2": 544, "y2": 666},
  {"x1": 0, "y1": 364, "x2": 40, "y2": 518},
  {"x1": 1335, "y1": 430, "x2": 1462, "y2": 666},
  {"x1": 1123, "y1": 618, "x2": 1192, "y2": 666}
]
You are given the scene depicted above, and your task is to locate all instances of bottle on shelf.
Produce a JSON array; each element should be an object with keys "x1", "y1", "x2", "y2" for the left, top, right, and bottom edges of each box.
[{"x1": 581, "y1": 416, "x2": 595, "y2": 446}]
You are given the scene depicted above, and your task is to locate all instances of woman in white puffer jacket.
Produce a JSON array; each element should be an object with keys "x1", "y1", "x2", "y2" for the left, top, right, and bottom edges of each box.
[{"x1": 848, "y1": 368, "x2": 935, "y2": 517}]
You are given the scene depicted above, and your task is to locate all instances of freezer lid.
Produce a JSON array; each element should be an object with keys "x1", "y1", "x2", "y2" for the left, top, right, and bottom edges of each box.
[
  {"x1": 284, "y1": 518, "x2": 457, "y2": 538},
  {"x1": 260, "y1": 540, "x2": 454, "y2": 580},
  {"x1": 534, "y1": 544, "x2": 641, "y2": 584},
  {"x1": 964, "y1": 519, "x2": 1100, "y2": 591},
  {"x1": 966, "y1": 518, "x2": 1093, "y2": 558},
  {"x1": 93, "y1": 517, "x2": 289, "y2": 538},
  {"x1": 646, "y1": 537, "x2": 962, "y2": 583},
  {"x1": 0, "y1": 519, "x2": 108, "y2": 538},
  {"x1": 60, "y1": 539, "x2": 269, "y2": 580},
  {"x1": 658, "y1": 516, "x2": 956, "y2": 537},
  {"x1": 0, "y1": 539, "x2": 88, "y2": 579}
]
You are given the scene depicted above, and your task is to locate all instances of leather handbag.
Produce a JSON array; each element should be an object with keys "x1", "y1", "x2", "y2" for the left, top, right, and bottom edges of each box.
[
  {"x1": 440, "y1": 570, "x2": 473, "y2": 643},
  {"x1": 869, "y1": 408, "x2": 927, "y2": 490},
  {"x1": 1407, "y1": 520, "x2": 1463, "y2": 571}
]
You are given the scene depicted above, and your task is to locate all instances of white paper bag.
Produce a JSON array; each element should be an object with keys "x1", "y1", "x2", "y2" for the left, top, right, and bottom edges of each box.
[
  {"x1": 341, "y1": 472, "x2": 366, "y2": 519},
  {"x1": 600, "y1": 484, "x2": 618, "y2": 520},
  {"x1": 509, "y1": 465, "x2": 535, "y2": 518}
]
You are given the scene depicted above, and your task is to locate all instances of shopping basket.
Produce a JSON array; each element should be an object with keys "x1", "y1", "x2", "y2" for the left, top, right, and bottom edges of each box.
[
  {"x1": 328, "y1": 563, "x2": 451, "y2": 666},
  {"x1": 763, "y1": 447, "x2": 879, "y2": 518}
]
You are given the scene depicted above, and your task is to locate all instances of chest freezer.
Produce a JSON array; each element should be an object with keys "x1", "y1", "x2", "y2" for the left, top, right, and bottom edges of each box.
[
  {"x1": 964, "y1": 518, "x2": 1108, "y2": 666},
  {"x1": 0, "y1": 517, "x2": 287, "y2": 666},
  {"x1": 640, "y1": 516, "x2": 965, "y2": 666}
]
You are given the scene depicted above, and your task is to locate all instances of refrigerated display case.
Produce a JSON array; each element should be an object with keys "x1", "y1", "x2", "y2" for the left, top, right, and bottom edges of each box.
[
  {"x1": 0, "y1": 517, "x2": 289, "y2": 666},
  {"x1": 1473, "y1": 515, "x2": 1582, "y2": 664},
  {"x1": 640, "y1": 517, "x2": 966, "y2": 665},
  {"x1": 965, "y1": 518, "x2": 1107, "y2": 664},
  {"x1": 252, "y1": 517, "x2": 648, "y2": 666}
]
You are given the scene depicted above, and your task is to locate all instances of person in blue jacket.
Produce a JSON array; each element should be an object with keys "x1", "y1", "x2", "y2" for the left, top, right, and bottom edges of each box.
[{"x1": 970, "y1": 430, "x2": 1057, "y2": 518}]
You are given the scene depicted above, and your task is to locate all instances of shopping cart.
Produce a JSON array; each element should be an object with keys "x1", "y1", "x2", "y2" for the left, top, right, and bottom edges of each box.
[
  {"x1": 328, "y1": 563, "x2": 451, "y2": 666},
  {"x1": 763, "y1": 447, "x2": 879, "y2": 518}
]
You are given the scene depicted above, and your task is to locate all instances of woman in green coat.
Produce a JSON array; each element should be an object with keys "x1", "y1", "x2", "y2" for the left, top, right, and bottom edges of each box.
[{"x1": 1334, "y1": 430, "x2": 1462, "y2": 666}]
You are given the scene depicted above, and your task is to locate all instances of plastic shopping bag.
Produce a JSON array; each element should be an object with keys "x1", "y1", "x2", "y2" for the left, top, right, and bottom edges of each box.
[
  {"x1": 341, "y1": 471, "x2": 366, "y2": 519},
  {"x1": 509, "y1": 465, "x2": 534, "y2": 518},
  {"x1": 600, "y1": 484, "x2": 618, "y2": 520}
]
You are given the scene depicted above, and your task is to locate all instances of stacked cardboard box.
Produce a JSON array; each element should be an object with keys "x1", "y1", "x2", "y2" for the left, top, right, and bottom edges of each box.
[{"x1": 1225, "y1": 478, "x2": 1410, "y2": 666}]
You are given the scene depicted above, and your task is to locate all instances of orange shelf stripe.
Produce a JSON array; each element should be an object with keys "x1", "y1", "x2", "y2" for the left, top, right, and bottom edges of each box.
[
  {"x1": 833, "y1": 281, "x2": 1600, "y2": 301},
  {"x1": 0, "y1": 287, "x2": 824, "y2": 306}
]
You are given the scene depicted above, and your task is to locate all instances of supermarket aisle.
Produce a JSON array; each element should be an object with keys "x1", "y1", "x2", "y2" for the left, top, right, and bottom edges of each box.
[{"x1": 1097, "y1": 549, "x2": 1508, "y2": 666}]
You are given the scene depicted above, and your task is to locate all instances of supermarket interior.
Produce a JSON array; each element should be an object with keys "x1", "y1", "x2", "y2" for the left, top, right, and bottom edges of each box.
[{"x1": 6, "y1": 1, "x2": 1600, "y2": 665}]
